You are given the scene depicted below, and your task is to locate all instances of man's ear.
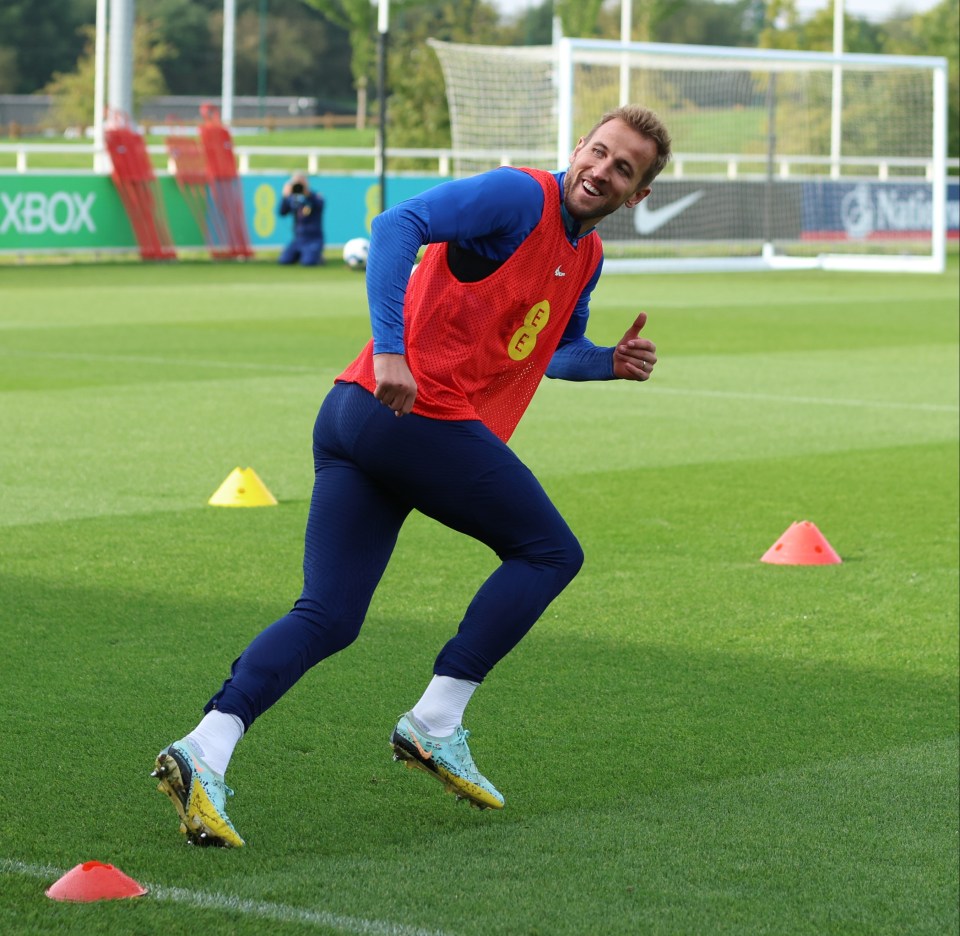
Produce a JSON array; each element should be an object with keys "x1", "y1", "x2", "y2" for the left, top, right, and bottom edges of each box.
[
  {"x1": 625, "y1": 186, "x2": 652, "y2": 209},
  {"x1": 568, "y1": 136, "x2": 586, "y2": 163}
]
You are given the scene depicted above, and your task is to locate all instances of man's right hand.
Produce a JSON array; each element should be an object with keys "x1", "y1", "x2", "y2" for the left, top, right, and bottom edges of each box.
[{"x1": 373, "y1": 353, "x2": 418, "y2": 417}]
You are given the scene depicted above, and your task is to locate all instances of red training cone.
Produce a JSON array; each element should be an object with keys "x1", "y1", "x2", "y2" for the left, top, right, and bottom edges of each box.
[
  {"x1": 760, "y1": 521, "x2": 842, "y2": 566},
  {"x1": 46, "y1": 861, "x2": 148, "y2": 902}
]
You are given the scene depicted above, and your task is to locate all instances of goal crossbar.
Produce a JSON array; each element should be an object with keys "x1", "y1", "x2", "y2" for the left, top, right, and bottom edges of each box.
[{"x1": 430, "y1": 37, "x2": 949, "y2": 274}]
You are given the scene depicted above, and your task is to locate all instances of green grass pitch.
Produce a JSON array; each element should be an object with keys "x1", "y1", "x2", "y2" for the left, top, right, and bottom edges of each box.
[{"x1": 0, "y1": 257, "x2": 957, "y2": 935}]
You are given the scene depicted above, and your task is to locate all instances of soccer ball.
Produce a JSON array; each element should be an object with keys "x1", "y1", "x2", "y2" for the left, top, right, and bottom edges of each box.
[{"x1": 342, "y1": 237, "x2": 370, "y2": 270}]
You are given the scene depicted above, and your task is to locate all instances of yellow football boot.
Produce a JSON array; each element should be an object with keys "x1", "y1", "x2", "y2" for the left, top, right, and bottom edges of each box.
[{"x1": 152, "y1": 739, "x2": 244, "y2": 847}]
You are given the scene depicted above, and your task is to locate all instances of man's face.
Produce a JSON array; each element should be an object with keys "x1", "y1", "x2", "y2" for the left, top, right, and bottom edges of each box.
[{"x1": 563, "y1": 118, "x2": 658, "y2": 232}]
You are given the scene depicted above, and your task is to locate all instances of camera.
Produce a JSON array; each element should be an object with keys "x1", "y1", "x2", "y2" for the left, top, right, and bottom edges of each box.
[{"x1": 291, "y1": 181, "x2": 305, "y2": 195}]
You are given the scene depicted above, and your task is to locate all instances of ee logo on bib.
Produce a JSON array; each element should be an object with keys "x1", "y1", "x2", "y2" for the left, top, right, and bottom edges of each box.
[{"x1": 507, "y1": 300, "x2": 551, "y2": 362}]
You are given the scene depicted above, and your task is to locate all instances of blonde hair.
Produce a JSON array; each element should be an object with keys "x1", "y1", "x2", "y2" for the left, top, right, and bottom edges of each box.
[{"x1": 586, "y1": 105, "x2": 672, "y2": 189}]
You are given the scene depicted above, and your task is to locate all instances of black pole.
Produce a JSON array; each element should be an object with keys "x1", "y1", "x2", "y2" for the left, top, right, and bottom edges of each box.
[{"x1": 377, "y1": 28, "x2": 387, "y2": 214}]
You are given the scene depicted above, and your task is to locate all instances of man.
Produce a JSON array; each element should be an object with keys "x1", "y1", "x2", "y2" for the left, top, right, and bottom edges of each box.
[
  {"x1": 278, "y1": 172, "x2": 325, "y2": 266},
  {"x1": 152, "y1": 105, "x2": 671, "y2": 847}
]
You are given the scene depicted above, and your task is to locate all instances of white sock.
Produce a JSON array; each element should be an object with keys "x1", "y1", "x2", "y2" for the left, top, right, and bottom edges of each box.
[
  {"x1": 411, "y1": 675, "x2": 479, "y2": 737},
  {"x1": 185, "y1": 710, "x2": 244, "y2": 777}
]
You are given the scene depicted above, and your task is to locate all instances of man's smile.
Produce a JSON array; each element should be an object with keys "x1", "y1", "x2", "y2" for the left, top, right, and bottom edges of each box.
[{"x1": 581, "y1": 178, "x2": 601, "y2": 196}]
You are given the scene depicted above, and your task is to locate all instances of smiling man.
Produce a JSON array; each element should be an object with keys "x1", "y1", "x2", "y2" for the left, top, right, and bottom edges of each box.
[{"x1": 152, "y1": 105, "x2": 672, "y2": 848}]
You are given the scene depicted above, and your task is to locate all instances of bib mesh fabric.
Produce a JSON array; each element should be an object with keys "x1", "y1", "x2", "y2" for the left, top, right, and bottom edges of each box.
[{"x1": 338, "y1": 169, "x2": 602, "y2": 442}]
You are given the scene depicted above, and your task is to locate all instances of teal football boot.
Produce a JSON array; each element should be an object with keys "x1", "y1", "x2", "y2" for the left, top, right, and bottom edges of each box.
[
  {"x1": 391, "y1": 713, "x2": 504, "y2": 810},
  {"x1": 151, "y1": 739, "x2": 245, "y2": 847}
]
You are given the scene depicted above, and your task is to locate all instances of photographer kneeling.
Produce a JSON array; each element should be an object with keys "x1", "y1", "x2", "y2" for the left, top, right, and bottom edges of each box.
[{"x1": 278, "y1": 172, "x2": 325, "y2": 266}]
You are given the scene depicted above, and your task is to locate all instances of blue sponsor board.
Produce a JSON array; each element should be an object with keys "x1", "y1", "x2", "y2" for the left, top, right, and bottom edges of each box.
[
  {"x1": 801, "y1": 180, "x2": 960, "y2": 240},
  {"x1": 240, "y1": 174, "x2": 450, "y2": 248}
]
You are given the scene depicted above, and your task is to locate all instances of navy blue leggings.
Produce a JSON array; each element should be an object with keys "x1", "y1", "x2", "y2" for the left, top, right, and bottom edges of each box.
[{"x1": 206, "y1": 382, "x2": 583, "y2": 730}]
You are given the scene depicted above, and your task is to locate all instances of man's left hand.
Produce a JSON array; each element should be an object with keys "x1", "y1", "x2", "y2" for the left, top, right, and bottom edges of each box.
[{"x1": 613, "y1": 311, "x2": 657, "y2": 381}]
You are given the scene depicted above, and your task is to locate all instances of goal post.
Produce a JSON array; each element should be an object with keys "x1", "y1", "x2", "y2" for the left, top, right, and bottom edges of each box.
[{"x1": 429, "y1": 38, "x2": 949, "y2": 274}]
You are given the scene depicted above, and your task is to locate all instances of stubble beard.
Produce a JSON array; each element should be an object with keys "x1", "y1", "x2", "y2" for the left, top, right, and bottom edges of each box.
[{"x1": 563, "y1": 173, "x2": 605, "y2": 230}]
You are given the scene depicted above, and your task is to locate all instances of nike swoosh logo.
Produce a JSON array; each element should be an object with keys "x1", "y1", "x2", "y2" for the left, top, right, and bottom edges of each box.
[
  {"x1": 408, "y1": 730, "x2": 433, "y2": 761},
  {"x1": 634, "y1": 191, "x2": 703, "y2": 234}
]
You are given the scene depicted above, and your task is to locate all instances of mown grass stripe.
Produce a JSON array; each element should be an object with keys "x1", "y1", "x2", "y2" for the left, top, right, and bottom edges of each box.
[
  {"x1": 2, "y1": 348, "x2": 955, "y2": 413},
  {"x1": 643, "y1": 385, "x2": 959, "y2": 412},
  {"x1": 0, "y1": 348, "x2": 320, "y2": 374}
]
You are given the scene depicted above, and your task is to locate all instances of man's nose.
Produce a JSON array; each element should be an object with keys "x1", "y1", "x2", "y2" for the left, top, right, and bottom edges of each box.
[{"x1": 592, "y1": 158, "x2": 612, "y2": 181}]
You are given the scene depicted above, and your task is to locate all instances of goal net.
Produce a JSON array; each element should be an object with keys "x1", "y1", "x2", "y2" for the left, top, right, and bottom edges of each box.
[{"x1": 429, "y1": 37, "x2": 948, "y2": 273}]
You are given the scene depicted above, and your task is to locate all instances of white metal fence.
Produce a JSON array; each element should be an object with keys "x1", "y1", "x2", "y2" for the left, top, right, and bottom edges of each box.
[{"x1": 1, "y1": 142, "x2": 957, "y2": 178}]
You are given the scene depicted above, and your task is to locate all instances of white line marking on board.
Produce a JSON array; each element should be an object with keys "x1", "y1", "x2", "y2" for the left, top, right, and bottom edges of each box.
[{"x1": 1, "y1": 858, "x2": 455, "y2": 936}]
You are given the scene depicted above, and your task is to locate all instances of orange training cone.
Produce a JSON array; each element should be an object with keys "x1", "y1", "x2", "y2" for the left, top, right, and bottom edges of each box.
[
  {"x1": 46, "y1": 861, "x2": 148, "y2": 902},
  {"x1": 761, "y1": 521, "x2": 842, "y2": 565},
  {"x1": 208, "y1": 466, "x2": 278, "y2": 507}
]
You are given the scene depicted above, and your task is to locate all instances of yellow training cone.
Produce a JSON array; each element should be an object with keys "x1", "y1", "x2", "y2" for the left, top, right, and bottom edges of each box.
[{"x1": 208, "y1": 467, "x2": 278, "y2": 507}]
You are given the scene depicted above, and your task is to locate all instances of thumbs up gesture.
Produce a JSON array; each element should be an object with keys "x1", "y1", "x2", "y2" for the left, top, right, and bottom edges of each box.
[{"x1": 612, "y1": 311, "x2": 657, "y2": 381}]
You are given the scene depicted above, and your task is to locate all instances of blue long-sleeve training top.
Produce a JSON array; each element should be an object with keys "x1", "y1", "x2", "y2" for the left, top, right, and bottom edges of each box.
[{"x1": 365, "y1": 168, "x2": 618, "y2": 381}]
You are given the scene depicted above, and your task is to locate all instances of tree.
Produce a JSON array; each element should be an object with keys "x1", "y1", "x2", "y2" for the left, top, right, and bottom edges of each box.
[
  {"x1": 800, "y1": 1, "x2": 884, "y2": 53},
  {"x1": 300, "y1": 0, "x2": 379, "y2": 127},
  {"x1": 651, "y1": 0, "x2": 763, "y2": 47},
  {"x1": 141, "y1": 0, "x2": 222, "y2": 96},
  {"x1": 138, "y1": 0, "x2": 353, "y2": 105},
  {"x1": 43, "y1": 19, "x2": 172, "y2": 130},
  {"x1": 554, "y1": 0, "x2": 605, "y2": 38},
  {"x1": 758, "y1": 0, "x2": 802, "y2": 50},
  {"x1": 883, "y1": 0, "x2": 959, "y2": 159},
  {"x1": 230, "y1": 9, "x2": 351, "y2": 100},
  {"x1": 387, "y1": 0, "x2": 503, "y2": 153},
  {"x1": 501, "y1": 0, "x2": 554, "y2": 46},
  {"x1": 0, "y1": 47, "x2": 17, "y2": 94},
  {"x1": 0, "y1": 0, "x2": 95, "y2": 94}
]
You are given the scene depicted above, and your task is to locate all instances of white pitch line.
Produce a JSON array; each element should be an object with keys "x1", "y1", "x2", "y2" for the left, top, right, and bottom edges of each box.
[{"x1": 1, "y1": 858, "x2": 454, "y2": 936}]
